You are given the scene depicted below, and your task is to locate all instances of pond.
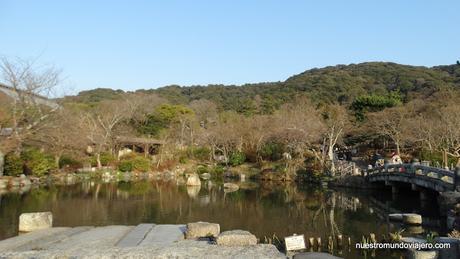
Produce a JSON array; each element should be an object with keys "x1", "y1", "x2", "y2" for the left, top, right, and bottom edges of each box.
[{"x1": 0, "y1": 179, "x2": 444, "y2": 258}]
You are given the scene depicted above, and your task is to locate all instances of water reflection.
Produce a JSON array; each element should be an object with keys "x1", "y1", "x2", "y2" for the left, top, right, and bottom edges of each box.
[{"x1": 0, "y1": 179, "x2": 441, "y2": 258}]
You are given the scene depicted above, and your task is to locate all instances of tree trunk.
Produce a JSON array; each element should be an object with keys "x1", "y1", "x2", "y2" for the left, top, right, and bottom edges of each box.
[
  {"x1": 444, "y1": 150, "x2": 449, "y2": 169},
  {"x1": 0, "y1": 150, "x2": 4, "y2": 177},
  {"x1": 54, "y1": 155, "x2": 61, "y2": 169},
  {"x1": 96, "y1": 153, "x2": 102, "y2": 169},
  {"x1": 327, "y1": 139, "x2": 336, "y2": 176},
  {"x1": 395, "y1": 141, "x2": 401, "y2": 155}
]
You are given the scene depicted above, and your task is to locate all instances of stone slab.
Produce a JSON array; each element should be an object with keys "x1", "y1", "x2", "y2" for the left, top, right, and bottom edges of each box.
[
  {"x1": 46, "y1": 225, "x2": 132, "y2": 252},
  {"x1": 13, "y1": 226, "x2": 93, "y2": 251},
  {"x1": 139, "y1": 224, "x2": 186, "y2": 247},
  {"x1": 0, "y1": 227, "x2": 70, "y2": 252},
  {"x1": 116, "y1": 223, "x2": 155, "y2": 247}
]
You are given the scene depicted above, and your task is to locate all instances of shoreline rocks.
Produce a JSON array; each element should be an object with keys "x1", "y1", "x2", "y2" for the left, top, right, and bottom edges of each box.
[
  {"x1": 186, "y1": 174, "x2": 201, "y2": 186},
  {"x1": 19, "y1": 212, "x2": 53, "y2": 232},
  {"x1": 223, "y1": 183, "x2": 239, "y2": 192},
  {"x1": 216, "y1": 230, "x2": 257, "y2": 246},
  {"x1": 185, "y1": 222, "x2": 220, "y2": 239},
  {"x1": 388, "y1": 213, "x2": 423, "y2": 225}
]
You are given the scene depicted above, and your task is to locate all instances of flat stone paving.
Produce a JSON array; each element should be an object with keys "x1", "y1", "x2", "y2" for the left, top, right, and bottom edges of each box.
[{"x1": 0, "y1": 224, "x2": 285, "y2": 258}]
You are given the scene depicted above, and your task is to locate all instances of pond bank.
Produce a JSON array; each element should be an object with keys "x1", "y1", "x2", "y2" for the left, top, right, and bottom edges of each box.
[{"x1": 0, "y1": 223, "x2": 285, "y2": 258}]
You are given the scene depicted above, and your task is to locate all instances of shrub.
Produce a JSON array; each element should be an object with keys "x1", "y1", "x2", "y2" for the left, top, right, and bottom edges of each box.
[
  {"x1": 118, "y1": 160, "x2": 133, "y2": 172},
  {"x1": 196, "y1": 165, "x2": 209, "y2": 174},
  {"x1": 187, "y1": 147, "x2": 211, "y2": 161},
  {"x1": 21, "y1": 148, "x2": 56, "y2": 177},
  {"x1": 210, "y1": 165, "x2": 225, "y2": 177},
  {"x1": 259, "y1": 142, "x2": 283, "y2": 161},
  {"x1": 4, "y1": 153, "x2": 24, "y2": 176},
  {"x1": 59, "y1": 156, "x2": 83, "y2": 169},
  {"x1": 90, "y1": 152, "x2": 116, "y2": 167},
  {"x1": 178, "y1": 156, "x2": 188, "y2": 164},
  {"x1": 118, "y1": 155, "x2": 151, "y2": 172},
  {"x1": 229, "y1": 151, "x2": 246, "y2": 166}
]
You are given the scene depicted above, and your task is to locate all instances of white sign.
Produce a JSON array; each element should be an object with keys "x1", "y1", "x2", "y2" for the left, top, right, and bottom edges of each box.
[{"x1": 284, "y1": 234, "x2": 306, "y2": 251}]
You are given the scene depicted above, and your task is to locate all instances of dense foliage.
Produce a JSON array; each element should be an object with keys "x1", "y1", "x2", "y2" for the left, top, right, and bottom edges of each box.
[{"x1": 69, "y1": 62, "x2": 458, "y2": 115}]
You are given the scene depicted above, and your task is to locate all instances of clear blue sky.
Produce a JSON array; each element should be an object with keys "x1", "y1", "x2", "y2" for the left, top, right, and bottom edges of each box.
[{"x1": 1, "y1": 1, "x2": 459, "y2": 93}]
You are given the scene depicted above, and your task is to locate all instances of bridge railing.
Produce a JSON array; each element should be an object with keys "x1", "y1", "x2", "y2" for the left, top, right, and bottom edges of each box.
[{"x1": 366, "y1": 163, "x2": 460, "y2": 191}]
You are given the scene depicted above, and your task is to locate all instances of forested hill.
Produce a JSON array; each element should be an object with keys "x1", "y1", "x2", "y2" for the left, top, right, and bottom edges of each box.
[{"x1": 66, "y1": 62, "x2": 460, "y2": 112}]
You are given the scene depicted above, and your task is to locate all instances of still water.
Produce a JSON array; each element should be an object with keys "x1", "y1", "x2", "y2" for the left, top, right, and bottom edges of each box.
[{"x1": 0, "y1": 179, "x2": 443, "y2": 258}]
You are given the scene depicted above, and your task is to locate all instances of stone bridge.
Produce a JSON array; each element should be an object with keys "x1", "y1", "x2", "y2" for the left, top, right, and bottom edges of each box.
[{"x1": 366, "y1": 164, "x2": 460, "y2": 193}]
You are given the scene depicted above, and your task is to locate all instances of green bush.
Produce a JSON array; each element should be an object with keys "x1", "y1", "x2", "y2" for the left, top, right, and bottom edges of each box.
[
  {"x1": 196, "y1": 165, "x2": 209, "y2": 174},
  {"x1": 187, "y1": 147, "x2": 211, "y2": 161},
  {"x1": 4, "y1": 153, "x2": 24, "y2": 176},
  {"x1": 210, "y1": 165, "x2": 225, "y2": 175},
  {"x1": 118, "y1": 155, "x2": 151, "y2": 172},
  {"x1": 178, "y1": 156, "x2": 188, "y2": 164},
  {"x1": 259, "y1": 142, "x2": 284, "y2": 161},
  {"x1": 59, "y1": 156, "x2": 83, "y2": 169},
  {"x1": 21, "y1": 148, "x2": 56, "y2": 177},
  {"x1": 229, "y1": 151, "x2": 246, "y2": 166},
  {"x1": 419, "y1": 150, "x2": 456, "y2": 167},
  {"x1": 91, "y1": 152, "x2": 116, "y2": 167},
  {"x1": 118, "y1": 160, "x2": 133, "y2": 172}
]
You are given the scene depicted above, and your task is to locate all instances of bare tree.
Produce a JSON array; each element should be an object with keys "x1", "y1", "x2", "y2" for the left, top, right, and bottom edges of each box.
[
  {"x1": 321, "y1": 104, "x2": 349, "y2": 176},
  {"x1": 30, "y1": 107, "x2": 87, "y2": 168},
  {"x1": 189, "y1": 99, "x2": 218, "y2": 128},
  {"x1": 82, "y1": 99, "x2": 134, "y2": 168},
  {"x1": 0, "y1": 57, "x2": 61, "y2": 175},
  {"x1": 368, "y1": 105, "x2": 415, "y2": 155}
]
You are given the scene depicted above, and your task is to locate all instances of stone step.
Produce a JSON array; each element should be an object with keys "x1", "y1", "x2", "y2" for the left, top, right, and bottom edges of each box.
[
  {"x1": 138, "y1": 224, "x2": 186, "y2": 247},
  {"x1": 116, "y1": 223, "x2": 155, "y2": 247},
  {"x1": 13, "y1": 226, "x2": 94, "y2": 251},
  {"x1": 46, "y1": 225, "x2": 133, "y2": 252},
  {"x1": 0, "y1": 227, "x2": 70, "y2": 252}
]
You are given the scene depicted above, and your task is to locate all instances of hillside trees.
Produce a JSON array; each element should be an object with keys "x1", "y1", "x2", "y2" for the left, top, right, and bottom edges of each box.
[{"x1": 367, "y1": 105, "x2": 416, "y2": 155}]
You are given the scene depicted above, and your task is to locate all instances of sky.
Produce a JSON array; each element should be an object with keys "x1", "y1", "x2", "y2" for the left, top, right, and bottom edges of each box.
[{"x1": 0, "y1": 0, "x2": 459, "y2": 93}]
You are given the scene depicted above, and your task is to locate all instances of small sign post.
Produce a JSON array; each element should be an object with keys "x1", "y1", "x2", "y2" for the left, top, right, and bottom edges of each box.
[{"x1": 284, "y1": 234, "x2": 306, "y2": 251}]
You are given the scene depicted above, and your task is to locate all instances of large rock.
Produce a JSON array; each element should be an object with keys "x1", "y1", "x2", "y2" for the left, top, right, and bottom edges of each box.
[
  {"x1": 223, "y1": 183, "x2": 239, "y2": 192},
  {"x1": 186, "y1": 174, "x2": 201, "y2": 186},
  {"x1": 19, "y1": 212, "x2": 53, "y2": 232},
  {"x1": 185, "y1": 222, "x2": 220, "y2": 239},
  {"x1": 200, "y1": 173, "x2": 211, "y2": 180},
  {"x1": 402, "y1": 213, "x2": 422, "y2": 225},
  {"x1": 388, "y1": 213, "x2": 403, "y2": 221},
  {"x1": 0, "y1": 178, "x2": 8, "y2": 189},
  {"x1": 186, "y1": 186, "x2": 201, "y2": 198},
  {"x1": 216, "y1": 230, "x2": 257, "y2": 246}
]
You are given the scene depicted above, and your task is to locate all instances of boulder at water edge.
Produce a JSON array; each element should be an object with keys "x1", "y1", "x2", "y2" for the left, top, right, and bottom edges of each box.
[
  {"x1": 185, "y1": 221, "x2": 220, "y2": 239},
  {"x1": 402, "y1": 213, "x2": 422, "y2": 225},
  {"x1": 216, "y1": 230, "x2": 257, "y2": 246},
  {"x1": 19, "y1": 212, "x2": 53, "y2": 232},
  {"x1": 186, "y1": 174, "x2": 201, "y2": 186}
]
